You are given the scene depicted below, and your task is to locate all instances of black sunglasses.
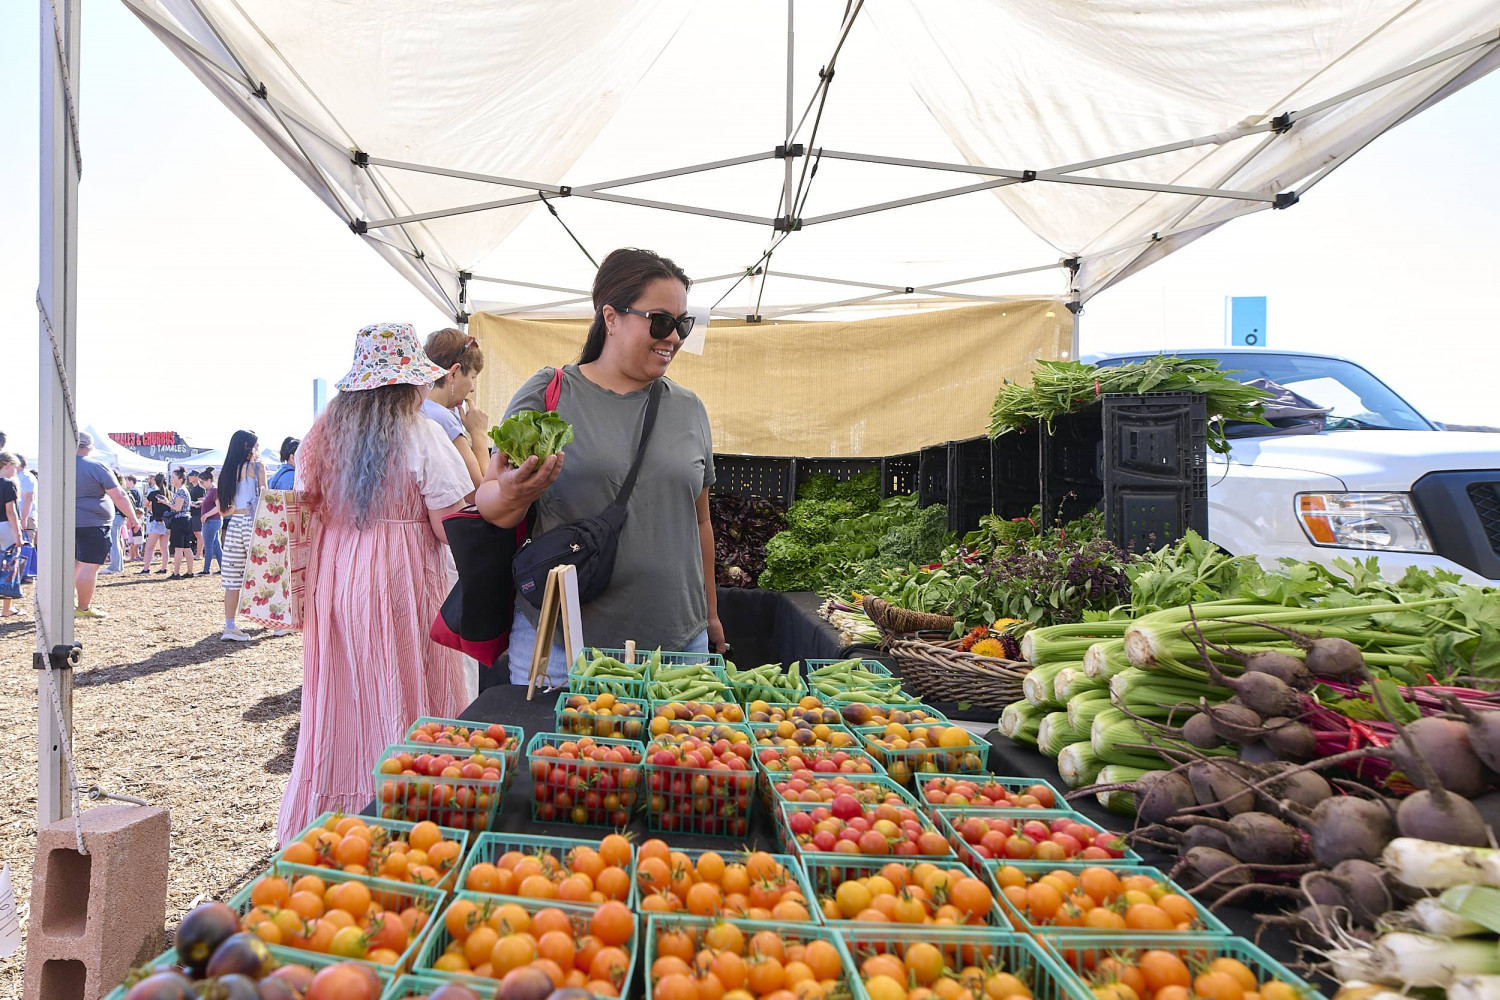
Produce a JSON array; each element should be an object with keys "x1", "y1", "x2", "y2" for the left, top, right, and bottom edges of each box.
[{"x1": 617, "y1": 306, "x2": 695, "y2": 342}]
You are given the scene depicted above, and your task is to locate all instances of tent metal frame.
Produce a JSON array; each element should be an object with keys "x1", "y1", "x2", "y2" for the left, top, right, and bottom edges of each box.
[{"x1": 117, "y1": 0, "x2": 1500, "y2": 327}]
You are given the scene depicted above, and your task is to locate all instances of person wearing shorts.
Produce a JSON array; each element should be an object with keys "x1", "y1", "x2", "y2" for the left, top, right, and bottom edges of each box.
[
  {"x1": 217, "y1": 430, "x2": 265, "y2": 641},
  {"x1": 167, "y1": 469, "x2": 197, "y2": 578},
  {"x1": 74, "y1": 433, "x2": 138, "y2": 618}
]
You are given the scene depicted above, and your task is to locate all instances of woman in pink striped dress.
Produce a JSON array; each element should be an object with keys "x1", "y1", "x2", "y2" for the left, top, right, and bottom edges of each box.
[{"x1": 277, "y1": 323, "x2": 474, "y2": 842}]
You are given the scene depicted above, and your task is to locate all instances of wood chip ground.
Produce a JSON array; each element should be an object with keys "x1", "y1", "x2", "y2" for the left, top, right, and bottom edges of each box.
[{"x1": 0, "y1": 569, "x2": 302, "y2": 997}]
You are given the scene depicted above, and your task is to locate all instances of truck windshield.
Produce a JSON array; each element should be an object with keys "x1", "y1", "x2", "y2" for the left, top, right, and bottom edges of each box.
[{"x1": 1098, "y1": 353, "x2": 1433, "y2": 432}]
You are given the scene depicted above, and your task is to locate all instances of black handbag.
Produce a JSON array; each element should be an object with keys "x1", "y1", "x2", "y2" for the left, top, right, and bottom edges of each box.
[{"x1": 513, "y1": 380, "x2": 662, "y2": 608}]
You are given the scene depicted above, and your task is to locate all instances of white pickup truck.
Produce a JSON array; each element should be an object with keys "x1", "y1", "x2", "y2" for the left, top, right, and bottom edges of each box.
[{"x1": 1090, "y1": 349, "x2": 1500, "y2": 585}]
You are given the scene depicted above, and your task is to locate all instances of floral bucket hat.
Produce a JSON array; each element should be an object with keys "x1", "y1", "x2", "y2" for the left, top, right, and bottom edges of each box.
[{"x1": 336, "y1": 322, "x2": 448, "y2": 391}]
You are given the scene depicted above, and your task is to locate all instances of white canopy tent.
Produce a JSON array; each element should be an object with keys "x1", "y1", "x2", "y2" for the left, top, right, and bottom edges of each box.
[
  {"x1": 33, "y1": 0, "x2": 1500, "y2": 832},
  {"x1": 117, "y1": 0, "x2": 1500, "y2": 329},
  {"x1": 80, "y1": 425, "x2": 170, "y2": 479}
]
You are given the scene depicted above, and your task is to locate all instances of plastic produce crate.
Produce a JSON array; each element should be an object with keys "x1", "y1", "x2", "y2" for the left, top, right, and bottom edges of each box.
[
  {"x1": 915, "y1": 771, "x2": 1064, "y2": 811},
  {"x1": 793, "y1": 457, "x2": 883, "y2": 496},
  {"x1": 381, "y1": 971, "x2": 498, "y2": 999},
  {"x1": 882, "y1": 452, "x2": 921, "y2": 498},
  {"x1": 636, "y1": 846, "x2": 821, "y2": 922},
  {"x1": 711, "y1": 454, "x2": 796, "y2": 503},
  {"x1": 525, "y1": 732, "x2": 645, "y2": 828},
  {"x1": 726, "y1": 664, "x2": 809, "y2": 706},
  {"x1": 749, "y1": 719, "x2": 864, "y2": 753},
  {"x1": 933, "y1": 806, "x2": 1141, "y2": 869},
  {"x1": 102, "y1": 949, "x2": 398, "y2": 1000},
  {"x1": 643, "y1": 915, "x2": 856, "y2": 1000},
  {"x1": 918, "y1": 444, "x2": 950, "y2": 510},
  {"x1": 644, "y1": 659, "x2": 730, "y2": 703},
  {"x1": 838, "y1": 924, "x2": 1090, "y2": 1000},
  {"x1": 947, "y1": 436, "x2": 995, "y2": 535},
  {"x1": 806, "y1": 657, "x2": 893, "y2": 677},
  {"x1": 644, "y1": 721, "x2": 757, "y2": 836},
  {"x1": 276, "y1": 811, "x2": 471, "y2": 892},
  {"x1": 991, "y1": 427, "x2": 1044, "y2": 520},
  {"x1": 1041, "y1": 933, "x2": 1327, "y2": 1000},
  {"x1": 987, "y1": 862, "x2": 1229, "y2": 935},
  {"x1": 648, "y1": 695, "x2": 748, "y2": 725},
  {"x1": 452, "y1": 830, "x2": 637, "y2": 906},
  {"x1": 759, "y1": 767, "x2": 914, "y2": 816},
  {"x1": 799, "y1": 854, "x2": 1008, "y2": 926},
  {"x1": 405, "y1": 716, "x2": 524, "y2": 798},
  {"x1": 373, "y1": 743, "x2": 506, "y2": 833},
  {"x1": 554, "y1": 690, "x2": 650, "y2": 741},
  {"x1": 859, "y1": 726, "x2": 989, "y2": 786},
  {"x1": 841, "y1": 701, "x2": 952, "y2": 731},
  {"x1": 414, "y1": 891, "x2": 637, "y2": 993},
  {"x1": 753, "y1": 740, "x2": 888, "y2": 782},
  {"x1": 775, "y1": 798, "x2": 952, "y2": 859},
  {"x1": 229, "y1": 863, "x2": 447, "y2": 972}
]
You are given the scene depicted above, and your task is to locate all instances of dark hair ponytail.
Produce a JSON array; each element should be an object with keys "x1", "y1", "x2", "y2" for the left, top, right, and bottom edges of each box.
[
  {"x1": 578, "y1": 248, "x2": 691, "y2": 365},
  {"x1": 218, "y1": 430, "x2": 258, "y2": 505}
]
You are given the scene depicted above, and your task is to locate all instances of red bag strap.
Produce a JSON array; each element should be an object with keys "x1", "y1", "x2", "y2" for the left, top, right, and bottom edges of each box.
[{"x1": 544, "y1": 367, "x2": 564, "y2": 412}]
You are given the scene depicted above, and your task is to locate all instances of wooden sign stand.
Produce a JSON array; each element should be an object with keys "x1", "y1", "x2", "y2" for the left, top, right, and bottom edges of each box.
[{"x1": 526, "y1": 563, "x2": 584, "y2": 701}]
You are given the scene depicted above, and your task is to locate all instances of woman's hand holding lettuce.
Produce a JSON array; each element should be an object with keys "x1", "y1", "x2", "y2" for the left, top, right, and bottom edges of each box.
[{"x1": 488, "y1": 411, "x2": 575, "y2": 466}]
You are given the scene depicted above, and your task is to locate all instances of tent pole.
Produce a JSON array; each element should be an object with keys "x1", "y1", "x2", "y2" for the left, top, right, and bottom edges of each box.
[
  {"x1": 37, "y1": 0, "x2": 81, "y2": 829},
  {"x1": 783, "y1": 0, "x2": 795, "y2": 220}
]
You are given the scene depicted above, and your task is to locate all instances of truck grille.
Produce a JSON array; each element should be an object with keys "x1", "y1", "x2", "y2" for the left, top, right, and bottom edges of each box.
[{"x1": 1470, "y1": 483, "x2": 1500, "y2": 555}]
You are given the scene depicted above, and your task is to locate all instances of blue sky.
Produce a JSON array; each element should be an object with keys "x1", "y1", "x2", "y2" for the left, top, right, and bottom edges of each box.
[{"x1": 3, "y1": 2, "x2": 1498, "y2": 462}]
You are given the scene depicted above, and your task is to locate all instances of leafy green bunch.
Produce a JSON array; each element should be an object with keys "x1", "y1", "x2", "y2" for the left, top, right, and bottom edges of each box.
[
  {"x1": 758, "y1": 469, "x2": 951, "y2": 595},
  {"x1": 488, "y1": 410, "x2": 575, "y2": 466},
  {"x1": 988, "y1": 356, "x2": 1271, "y2": 453}
]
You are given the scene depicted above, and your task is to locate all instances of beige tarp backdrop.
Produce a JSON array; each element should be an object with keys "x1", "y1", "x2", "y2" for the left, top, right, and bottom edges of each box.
[{"x1": 472, "y1": 301, "x2": 1071, "y2": 458}]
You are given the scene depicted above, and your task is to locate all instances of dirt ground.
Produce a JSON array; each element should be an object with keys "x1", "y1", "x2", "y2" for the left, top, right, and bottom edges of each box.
[{"x1": 0, "y1": 566, "x2": 303, "y2": 998}]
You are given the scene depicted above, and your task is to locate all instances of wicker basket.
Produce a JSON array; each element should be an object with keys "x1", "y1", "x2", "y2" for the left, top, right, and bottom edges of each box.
[
  {"x1": 862, "y1": 594, "x2": 956, "y2": 637},
  {"x1": 884, "y1": 635, "x2": 1029, "y2": 711}
]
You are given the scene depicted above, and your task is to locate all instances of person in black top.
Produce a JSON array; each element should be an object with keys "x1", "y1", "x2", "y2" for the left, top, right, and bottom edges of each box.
[
  {"x1": 122, "y1": 475, "x2": 144, "y2": 562},
  {"x1": 140, "y1": 473, "x2": 172, "y2": 575},
  {"x1": 187, "y1": 470, "x2": 206, "y2": 559}
]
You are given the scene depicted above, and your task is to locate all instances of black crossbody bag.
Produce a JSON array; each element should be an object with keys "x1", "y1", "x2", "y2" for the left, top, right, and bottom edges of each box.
[{"x1": 512, "y1": 380, "x2": 663, "y2": 608}]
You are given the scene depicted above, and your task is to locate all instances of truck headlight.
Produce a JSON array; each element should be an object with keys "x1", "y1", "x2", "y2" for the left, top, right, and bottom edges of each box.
[{"x1": 1296, "y1": 493, "x2": 1433, "y2": 552}]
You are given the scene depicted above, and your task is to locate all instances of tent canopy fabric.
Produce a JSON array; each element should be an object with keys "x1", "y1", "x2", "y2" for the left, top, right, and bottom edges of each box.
[
  {"x1": 123, "y1": 0, "x2": 1500, "y2": 323},
  {"x1": 80, "y1": 425, "x2": 169, "y2": 479},
  {"x1": 473, "y1": 301, "x2": 1072, "y2": 458}
]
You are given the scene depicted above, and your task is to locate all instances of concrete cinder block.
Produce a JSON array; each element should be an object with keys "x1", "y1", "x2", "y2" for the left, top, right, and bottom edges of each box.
[{"x1": 23, "y1": 803, "x2": 170, "y2": 1000}]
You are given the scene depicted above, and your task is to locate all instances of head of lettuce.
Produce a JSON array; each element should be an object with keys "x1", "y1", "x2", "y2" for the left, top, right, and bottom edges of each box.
[{"x1": 488, "y1": 410, "x2": 576, "y2": 467}]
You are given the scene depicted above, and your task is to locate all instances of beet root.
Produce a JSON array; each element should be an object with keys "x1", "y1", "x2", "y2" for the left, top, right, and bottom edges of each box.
[
  {"x1": 1188, "y1": 760, "x2": 1258, "y2": 817},
  {"x1": 1170, "y1": 846, "x2": 1251, "y2": 900},
  {"x1": 1135, "y1": 769, "x2": 1198, "y2": 827},
  {"x1": 1304, "y1": 636, "x2": 1365, "y2": 678},
  {"x1": 1388, "y1": 716, "x2": 1487, "y2": 797},
  {"x1": 1206, "y1": 702, "x2": 1265, "y2": 746},
  {"x1": 1178, "y1": 822, "x2": 1232, "y2": 855},
  {"x1": 1446, "y1": 698, "x2": 1500, "y2": 774},
  {"x1": 1288, "y1": 795, "x2": 1397, "y2": 867},
  {"x1": 1262, "y1": 718, "x2": 1318, "y2": 762},
  {"x1": 1181, "y1": 713, "x2": 1223, "y2": 749},
  {"x1": 1328, "y1": 859, "x2": 1393, "y2": 925},
  {"x1": 1170, "y1": 812, "x2": 1305, "y2": 865},
  {"x1": 1270, "y1": 768, "x2": 1333, "y2": 810},
  {"x1": 1244, "y1": 650, "x2": 1312, "y2": 690},
  {"x1": 1207, "y1": 660, "x2": 1303, "y2": 719},
  {"x1": 1397, "y1": 788, "x2": 1490, "y2": 847}
]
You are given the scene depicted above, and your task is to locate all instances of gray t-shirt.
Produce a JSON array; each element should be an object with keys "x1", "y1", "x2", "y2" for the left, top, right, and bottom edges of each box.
[
  {"x1": 75, "y1": 455, "x2": 119, "y2": 527},
  {"x1": 506, "y1": 365, "x2": 716, "y2": 650}
]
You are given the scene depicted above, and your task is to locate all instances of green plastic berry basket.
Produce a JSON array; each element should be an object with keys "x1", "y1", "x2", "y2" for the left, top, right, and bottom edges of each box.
[
  {"x1": 859, "y1": 727, "x2": 989, "y2": 786},
  {"x1": 372, "y1": 742, "x2": 506, "y2": 834},
  {"x1": 643, "y1": 721, "x2": 757, "y2": 837},
  {"x1": 525, "y1": 731, "x2": 646, "y2": 828},
  {"x1": 1040, "y1": 934, "x2": 1326, "y2": 1000},
  {"x1": 103, "y1": 948, "x2": 398, "y2": 1000},
  {"x1": 452, "y1": 830, "x2": 638, "y2": 907},
  {"x1": 643, "y1": 915, "x2": 856, "y2": 1000},
  {"x1": 275, "y1": 811, "x2": 471, "y2": 893},
  {"x1": 914, "y1": 772, "x2": 1064, "y2": 813},
  {"x1": 760, "y1": 769, "x2": 916, "y2": 816},
  {"x1": 986, "y1": 863, "x2": 1229, "y2": 936},
  {"x1": 932, "y1": 806, "x2": 1140, "y2": 870},
  {"x1": 636, "y1": 847, "x2": 821, "y2": 923},
  {"x1": 554, "y1": 690, "x2": 651, "y2": 741},
  {"x1": 800, "y1": 854, "x2": 1008, "y2": 926},
  {"x1": 838, "y1": 924, "x2": 1091, "y2": 1000},
  {"x1": 228, "y1": 862, "x2": 448, "y2": 973},
  {"x1": 774, "y1": 798, "x2": 953, "y2": 860},
  {"x1": 404, "y1": 717, "x2": 525, "y2": 797},
  {"x1": 413, "y1": 891, "x2": 637, "y2": 995}
]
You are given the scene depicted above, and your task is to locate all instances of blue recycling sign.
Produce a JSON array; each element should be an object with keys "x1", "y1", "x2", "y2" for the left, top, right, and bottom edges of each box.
[{"x1": 1229, "y1": 296, "x2": 1267, "y2": 346}]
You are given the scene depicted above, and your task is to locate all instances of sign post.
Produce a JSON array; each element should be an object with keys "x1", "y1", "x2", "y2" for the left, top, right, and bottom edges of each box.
[{"x1": 1226, "y1": 296, "x2": 1267, "y2": 347}]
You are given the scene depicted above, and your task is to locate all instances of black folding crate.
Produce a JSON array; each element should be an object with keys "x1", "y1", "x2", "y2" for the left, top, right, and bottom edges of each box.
[
  {"x1": 989, "y1": 428, "x2": 1043, "y2": 521},
  {"x1": 1102, "y1": 393, "x2": 1209, "y2": 552},
  {"x1": 946, "y1": 437, "x2": 993, "y2": 535},
  {"x1": 792, "y1": 457, "x2": 883, "y2": 498},
  {"x1": 1039, "y1": 408, "x2": 1105, "y2": 526},
  {"x1": 917, "y1": 445, "x2": 949, "y2": 509},
  {"x1": 881, "y1": 452, "x2": 920, "y2": 498},
  {"x1": 711, "y1": 454, "x2": 796, "y2": 503}
]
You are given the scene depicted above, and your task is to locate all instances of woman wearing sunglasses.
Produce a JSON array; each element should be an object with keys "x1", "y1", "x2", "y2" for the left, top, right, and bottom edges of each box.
[{"x1": 478, "y1": 247, "x2": 721, "y2": 686}]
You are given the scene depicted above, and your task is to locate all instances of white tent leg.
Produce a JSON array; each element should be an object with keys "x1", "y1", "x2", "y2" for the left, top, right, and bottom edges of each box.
[{"x1": 37, "y1": 0, "x2": 81, "y2": 829}]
